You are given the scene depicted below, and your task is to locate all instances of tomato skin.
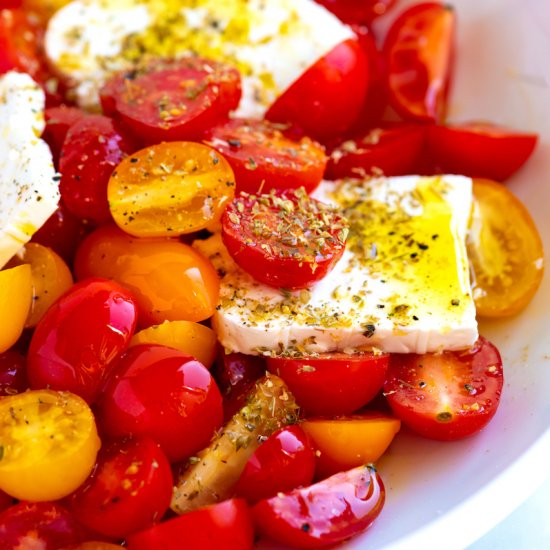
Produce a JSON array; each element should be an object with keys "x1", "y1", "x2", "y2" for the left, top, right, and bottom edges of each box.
[
  {"x1": 266, "y1": 38, "x2": 369, "y2": 142},
  {"x1": 126, "y1": 499, "x2": 254, "y2": 550},
  {"x1": 383, "y1": 337, "x2": 504, "y2": 440},
  {"x1": 427, "y1": 123, "x2": 538, "y2": 181},
  {"x1": 98, "y1": 344, "x2": 223, "y2": 463},
  {"x1": 43, "y1": 106, "x2": 87, "y2": 168},
  {"x1": 0, "y1": 491, "x2": 13, "y2": 515},
  {"x1": 69, "y1": 436, "x2": 173, "y2": 539},
  {"x1": 253, "y1": 464, "x2": 384, "y2": 548},
  {"x1": 27, "y1": 278, "x2": 138, "y2": 404},
  {"x1": 235, "y1": 426, "x2": 316, "y2": 504},
  {"x1": 314, "y1": 0, "x2": 396, "y2": 25},
  {"x1": 0, "y1": 350, "x2": 28, "y2": 396},
  {"x1": 267, "y1": 352, "x2": 389, "y2": 416}
]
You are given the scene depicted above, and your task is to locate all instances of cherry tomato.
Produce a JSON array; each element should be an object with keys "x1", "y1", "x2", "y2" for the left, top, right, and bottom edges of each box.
[
  {"x1": 384, "y1": 336, "x2": 504, "y2": 440},
  {"x1": 314, "y1": 0, "x2": 396, "y2": 25},
  {"x1": 98, "y1": 344, "x2": 223, "y2": 463},
  {"x1": 301, "y1": 413, "x2": 401, "y2": 479},
  {"x1": 59, "y1": 115, "x2": 137, "y2": 225},
  {"x1": 0, "y1": 390, "x2": 100, "y2": 501},
  {"x1": 468, "y1": 179, "x2": 544, "y2": 317},
  {"x1": 427, "y1": 123, "x2": 538, "y2": 181},
  {"x1": 0, "y1": 491, "x2": 13, "y2": 515},
  {"x1": 253, "y1": 464, "x2": 384, "y2": 548},
  {"x1": 267, "y1": 352, "x2": 389, "y2": 416},
  {"x1": 266, "y1": 38, "x2": 369, "y2": 142},
  {"x1": 222, "y1": 188, "x2": 348, "y2": 289},
  {"x1": 74, "y1": 224, "x2": 220, "y2": 326},
  {"x1": 384, "y1": 3, "x2": 455, "y2": 122},
  {"x1": 126, "y1": 499, "x2": 254, "y2": 550},
  {"x1": 100, "y1": 58, "x2": 241, "y2": 145},
  {"x1": 69, "y1": 436, "x2": 173, "y2": 539},
  {"x1": 327, "y1": 124, "x2": 427, "y2": 179},
  {"x1": 27, "y1": 278, "x2": 138, "y2": 403},
  {"x1": 108, "y1": 142, "x2": 235, "y2": 237},
  {"x1": 235, "y1": 425, "x2": 316, "y2": 504},
  {"x1": 0, "y1": 350, "x2": 27, "y2": 397},
  {"x1": 64, "y1": 543, "x2": 122, "y2": 550},
  {"x1": 204, "y1": 118, "x2": 327, "y2": 195},
  {"x1": 43, "y1": 106, "x2": 87, "y2": 168},
  {"x1": 22, "y1": 1, "x2": 72, "y2": 22},
  {"x1": 0, "y1": 502, "x2": 83, "y2": 550}
]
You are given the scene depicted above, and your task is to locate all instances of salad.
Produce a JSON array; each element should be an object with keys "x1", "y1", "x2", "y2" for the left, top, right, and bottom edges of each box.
[{"x1": 0, "y1": 0, "x2": 545, "y2": 549}]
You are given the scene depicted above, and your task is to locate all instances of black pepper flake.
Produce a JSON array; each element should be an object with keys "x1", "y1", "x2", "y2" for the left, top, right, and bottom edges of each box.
[
  {"x1": 432, "y1": 234, "x2": 439, "y2": 240},
  {"x1": 464, "y1": 383, "x2": 475, "y2": 394},
  {"x1": 301, "y1": 523, "x2": 311, "y2": 533},
  {"x1": 227, "y1": 139, "x2": 241, "y2": 148},
  {"x1": 417, "y1": 242, "x2": 429, "y2": 250},
  {"x1": 410, "y1": 252, "x2": 418, "y2": 259},
  {"x1": 436, "y1": 412, "x2": 453, "y2": 422},
  {"x1": 363, "y1": 324, "x2": 376, "y2": 338},
  {"x1": 412, "y1": 315, "x2": 419, "y2": 321},
  {"x1": 376, "y1": 304, "x2": 385, "y2": 309},
  {"x1": 52, "y1": 175, "x2": 61, "y2": 182},
  {"x1": 451, "y1": 299, "x2": 460, "y2": 306},
  {"x1": 130, "y1": 157, "x2": 138, "y2": 163},
  {"x1": 419, "y1": 381, "x2": 427, "y2": 388}
]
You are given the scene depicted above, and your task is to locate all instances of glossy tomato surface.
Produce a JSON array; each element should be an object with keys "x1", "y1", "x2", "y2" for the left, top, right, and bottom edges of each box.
[
  {"x1": 0, "y1": 350, "x2": 27, "y2": 396},
  {"x1": 43, "y1": 106, "x2": 87, "y2": 167},
  {"x1": 314, "y1": 0, "x2": 397, "y2": 25}
]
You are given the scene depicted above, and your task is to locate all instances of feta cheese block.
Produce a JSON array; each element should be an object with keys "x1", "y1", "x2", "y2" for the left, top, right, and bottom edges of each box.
[
  {"x1": 195, "y1": 176, "x2": 478, "y2": 356},
  {"x1": 45, "y1": 0, "x2": 352, "y2": 116},
  {"x1": 0, "y1": 72, "x2": 60, "y2": 269}
]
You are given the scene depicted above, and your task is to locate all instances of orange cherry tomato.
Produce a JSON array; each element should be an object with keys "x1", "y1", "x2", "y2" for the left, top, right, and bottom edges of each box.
[
  {"x1": 108, "y1": 142, "x2": 235, "y2": 238},
  {"x1": 468, "y1": 179, "x2": 544, "y2": 317},
  {"x1": 74, "y1": 224, "x2": 219, "y2": 326},
  {"x1": 301, "y1": 413, "x2": 401, "y2": 479}
]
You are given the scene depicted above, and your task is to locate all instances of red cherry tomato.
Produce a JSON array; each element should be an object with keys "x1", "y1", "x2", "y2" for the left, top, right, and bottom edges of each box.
[
  {"x1": 0, "y1": 349, "x2": 28, "y2": 396},
  {"x1": 266, "y1": 38, "x2": 369, "y2": 142},
  {"x1": 327, "y1": 124, "x2": 427, "y2": 179},
  {"x1": 235, "y1": 425, "x2": 316, "y2": 504},
  {"x1": 100, "y1": 58, "x2": 241, "y2": 145},
  {"x1": 0, "y1": 501, "x2": 83, "y2": 550},
  {"x1": 383, "y1": 336, "x2": 504, "y2": 440},
  {"x1": 384, "y1": 2, "x2": 455, "y2": 122},
  {"x1": 69, "y1": 436, "x2": 173, "y2": 539},
  {"x1": 43, "y1": 106, "x2": 87, "y2": 168},
  {"x1": 253, "y1": 464, "x2": 384, "y2": 548},
  {"x1": 98, "y1": 344, "x2": 223, "y2": 463},
  {"x1": 59, "y1": 115, "x2": 137, "y2": 225},
  {"x1": 267, "y1": 352, "x2": 389, "y2": 416},
  {"x1": 221, "y1": 188, "x2": 348, "y2": 290},
  {"x1": 0, "y1": 491, "x2": 13, "y2": 515},
  {"x1": 27, "y1": 278, "x2": 138, "y2": 404},
  {"x1": 204, "y1": 118, "x2": 327, "y2": 195},
  {"x1": 427, "y1": 123, "x2": 538, "y2": 181},
  {"x1": 126, "y1": 499, "x2": 254, "y2": 550},
  {"x1": 314, "y1": 0, "x2": 397, "y2": 25}
]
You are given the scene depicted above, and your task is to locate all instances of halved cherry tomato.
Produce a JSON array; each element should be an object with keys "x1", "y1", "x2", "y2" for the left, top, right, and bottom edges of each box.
[
  {"x1": 253, "y1": 464, "x2": 384, "y2": 548},
  {"x1": 74, "y1": 224, "x2": 220, "y2": 326},
  {"x1": 0, "y1": 390, "x2": 100, "y2": 501},
  {"x1": 0, "y1": 350, "x2": 27, "y2": 396},
  {"x1": 126, "y1": 499, "x2": 254, "y2": 550},
  {"x1": 266, "y1": 38, "x2": 369, "y2": 142},
  {"x1": 43, "y1": 106, "x2": 87, "y2": 168},
  {"x1": 98, "y1": 344, "x2": 223, "y2": 463},
  {"x1": 314, "y1": 0, "x2": 397, "y2": 25},
  {"x1": 100, "y1": 58, "x2": 241, "y2": 145},
  {"x1": 0, "y1": 490, "x2": 13, "y2": 514},
  {"x1": 0, "y1": 501, "x2": 83, "y2": 550},
  {"x1": 59, "y1": 115, "x2": 137, "y2": 225},
  {"x1": 267, "y1": 352, "x2": 389, "y2": 416},
  {"x1": 222, "y1": 188, "x2": 348, "y2": 289},
  {"x1": 27, "y1": 278, "x2": 138, "y2": 403},
  {"x1": 107, "y1": 142, "x2": 235, "y2": 237},
  {"x1": 468, "y1": 179, "x2": 544, "y2": 317},
  {"x1": 327, "y1": 124, "x2": 427, "y2": 179},
  {"x1": 204, "y1": 118, "x2": 327, "y2": 194},
  {"x1": 69, "y1": 436, "x2": 173, "y2": 539},
  {"x1": 384, "y1": 336, "x2": 504, "y2": 440},
  {"x1": 302, "y1": 413, "x2": 401, "y2": 479},
  {"x1": 427, "y1": 123, "x2": 538, "y2": 181},
  {"x1": 235, "y1": 425, "x2": 316, "y2": 504},
  {"x1": 384, "y1": 3, "x2": 455, "y2": 122}
]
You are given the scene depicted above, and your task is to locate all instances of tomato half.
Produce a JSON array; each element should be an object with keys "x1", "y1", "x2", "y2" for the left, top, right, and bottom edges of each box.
[
  {"x1": 383, "y1": 337, "x2": 504, "y2": 440},
  {"x1": 0, "y1": 350, "x2": 27, "y2": 396},
  {"x1": 100, "y1": 58, "x2": 241, "y2": 145},
  {"x1": 314, "y1": 0, "x2": 397, "y2": 25},
  {"x1": 267, "y1": 352, "x2": 389, "y2": 416},
  {"x1": 43, "y1": 106, "x2": 87, "y2": 167},
  {"x1": 384, "y1": 2, "x2": 455, "y2": 122},
  {"x1": 427, "y1": 123, "x2": 538, "y2": 181},
  {"x1": 222, "y1": 188, "x2": 348, "y2": 289},
  {"x1": 204, "y1": 118, "x2": 327, "y2": 194},
  {"x1": 253, "y1": 464, "x2": 384, "y2": 548}
]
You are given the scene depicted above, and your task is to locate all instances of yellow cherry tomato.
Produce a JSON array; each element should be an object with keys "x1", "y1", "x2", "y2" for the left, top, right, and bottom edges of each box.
[
  {"x1": 468, "y1": 178, "x2": 544, "y2": 317},
  {"x1": 108, "y1": 141, "x2": 235, "y2": 237},
  {"x1": 130, "y1": 320, "x2": 217, "y2": 368},
  {"x1": 0, "y1": 389, "x2": 100, "y2": 501},
  {"x1": 0, "y1": 264, "x2": 32, "y2": 353}
]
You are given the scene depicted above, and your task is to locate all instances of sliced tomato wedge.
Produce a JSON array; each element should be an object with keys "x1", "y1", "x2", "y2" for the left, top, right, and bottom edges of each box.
[
  {"x1": 383, "y1": 336, "x2": 504, "y2": 440},
  {"x1": 43, "y1": 106, "x2": 87, "y2": 168},
  {"x1": 468, "y1": 178, "x2": 544, "y2": 317},
  {"x1": 253, "y1": 464, "x2": 384, "y2": 548},
  {"x1": 204, "y1": 118, "x2": 327, "y2": 195},
  {"x1": 221, "y1": 188, "x2": 348, "y2": 289},
  {"x1": 100, "y1": 58, "x2": 241, "y2": 145},
  {"x1": 384, "y1": 2, "x2": 455, "y2": 122},
  {"x1": 314, "y1": 0, "x2": 397, "y2": 25},
  {"x1": 427, "y1": 123, "x2": 538, "y2": 180}
]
